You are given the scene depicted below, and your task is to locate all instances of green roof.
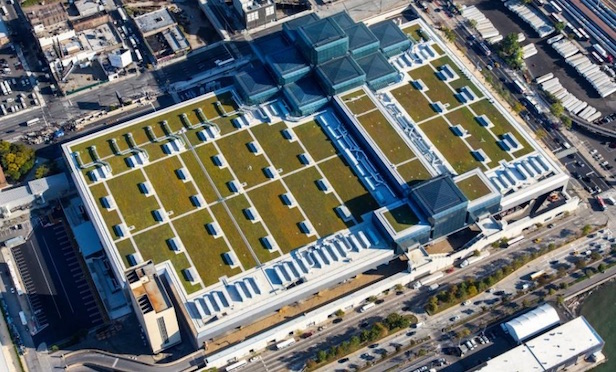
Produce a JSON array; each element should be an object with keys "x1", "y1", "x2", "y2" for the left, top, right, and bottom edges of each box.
[
  {"x1": 383, "y1": 204, "x2": 419, "y2": 233},
  {"x1": 455, "y1": 174, "x2": 492, "y2": 201}
]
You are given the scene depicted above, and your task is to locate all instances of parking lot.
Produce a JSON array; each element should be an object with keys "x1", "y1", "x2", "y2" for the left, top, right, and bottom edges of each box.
[
  {"x1": 11, "y1": 213, "x2": 103, "y2": 345},
  {"x1": 0, "y1": 46, "x2": 40, "y2": 117},
  {"x1": 466, "y1": 0, "x2": 616, "y2": 117}
]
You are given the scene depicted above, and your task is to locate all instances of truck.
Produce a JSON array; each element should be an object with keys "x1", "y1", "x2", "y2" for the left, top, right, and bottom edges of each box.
[
  {"x1": 18, "y1": 311, "x2": 27, "y2": 326},
  {"x1": 428, "y1": 283, "x2": 440, "y2": 291},
  {"x1": 118, "y1": 7, "x2": 128, "y2": 22},
  {"x1": 529, "y1": 270, "x2": 545, "y2": 281},
  {"x1": 597, "y1": 196, "x2": 606, "y2": 211},
  {"x1": 275, "y1": 338, "x2": 295, "y2": 350},
  {"x1": 360, "y1": 302, "x2": 376, "y2": 313},
  {"x1": 419, "y1": 271, "x2": 444, "y2": 286},
  {"x1": 1, "y1": 6, "x2": 8, "y2": 16}
]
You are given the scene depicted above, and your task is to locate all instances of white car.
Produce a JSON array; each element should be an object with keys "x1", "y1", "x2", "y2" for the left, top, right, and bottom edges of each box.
[{"x1": 462, "y1": 300, "x2": 471, "y2": 306}]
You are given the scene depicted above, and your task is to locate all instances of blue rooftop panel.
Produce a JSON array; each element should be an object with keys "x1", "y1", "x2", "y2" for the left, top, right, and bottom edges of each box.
[
  {"x1": 283, "y1": 13, "x2": 320, "y2": 32},
  {"x1": 317, "y1": 55, "x2": 365, "y2": 86},
  {"x1": 266, "y1": 47, "x2": 309, "y2": 76},
  {"x1": 284, "y1": 75, "x2": 327, "y2": 106},
  {"x1": 327, "y1": 12, "x2": 356, "y2": 30},
  {"x1": 299, "y1": 17, "x2": 347, "y2": 47},
  {"x1": 254, "y1": 32, "x2": 290, "y2": 59},
  {"x1": 409, "y1": 174, "x2": 468, "y2": 216},
  {"x1": 346, "y1": 23, "x2": 379, "y2": 56},
  {"x1": 369, "y1": 19, "x2": 410, "y2": 50},
  {"x1": 355, "y1": 52, "x2": 396, "y2": 80}
]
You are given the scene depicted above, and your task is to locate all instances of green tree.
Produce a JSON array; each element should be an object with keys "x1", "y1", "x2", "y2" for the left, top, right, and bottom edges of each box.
[
  {"x1": 367, "y1": 296, "x2": 378, "y2": 303},
  {"x1": 561, "y1": 115, "x2": 572, "y2": 129},
  {"x1": 316, "y1": 350, "x2": 327, "y2": 363},
  {"x1": 555, "y1": 21, "x2": 566, "y2": 32},
  {"x1": 535, "y1": 129, "x2": 547, "y2": 140},
  {"x1": 0, "y1": 141, "x2": 35, "y2": 181},
  {"x1": 34, "y1": 164, "x2": 50, "y2": 179},
  {"x1": 498, "y1": 33, "x2": 523, "y2": 69},
  {"x1": 598, "y1": 263, "x2": 606, "y2": 273},
  {"x1": 473, "y1": 250, "x2": 481, "y2": 257},
  {"x1": 582, "y1": 224, "x2": 592, "y2": 236},
  {"x1": 442, "y1": 27, "x2": 456, "y2": 42},
  {"x1": 548, "y1": 288, "x2": 556, "y2": 296},
  {"x1": 334, "y1": 309, "x2": 345, "y2": 318},
  {"x1": 469, "y1": 19, "x2": 478, "y2": 29},
  {"x1": 550, "y1": 102, "x2": 564, "y2": 117}
]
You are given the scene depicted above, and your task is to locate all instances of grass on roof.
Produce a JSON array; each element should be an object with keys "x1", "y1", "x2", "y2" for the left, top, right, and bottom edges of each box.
[
  {"x1": 470, "y1": 99, "x2": 533, "y2": 157},
  {"x1": 409, "y1": 65, "x2": 460, "y2": 109},
  {"x1": 213, "y1": 114, "x2": 241, "y2": 136},
  {"x1": 419, "y1": 116, "x2": 482, "y2": 174},
  {"x1": 357, "y1": 109, "x2": 417, "y2": 165},
  {"x1": 174, "y1": 209, "x2": 243, "y2": 286},
  {"x1": 431, "y1": 43, "x2": 444, "y2": 56},
  {"x1": 293, "y1": 120, "x2": 337, "y2": 162},
  {"x1": 402, "y1": 24, "x2": 424, "y2": 43},
  {"x1": 318, "y1": 156, "x2": 379, "y2": 221},
  {"x1": 340, "y1": 89, "x2": 366, "y2": 100},
  {"x1": 193, "y1": 143, "x2": 235, "y2": 199},
  {"x1": 179, "y1": 151, "x2": 219, "y2": 204},
  {"x1": 223, "y1": 195, "x2": 281, "y2": 265},
  {"x1": 391, "y1": 83, "x2": 434, "y2": 123},
  {"x1": 105, "y1": 169, "x2": 161, "y2": 232},
  {"x1": 384, "y1": 204, "x2": 419, "y2": 233},
  {"x1": 251, "y1": 122, "x2": 305, "y2": 174},
  {"x1": 139, "y1": 141, "x2": 168, "y2": 163},
  {"x1": 445, "y1": 107, "x2": 511, "y2": 167},
  {"x1": 342, "y1": 95, "x2": 377, "y2": 116},
  {"x1": 70, "y1": 93, "x2": 235, "y2": 157},
  {"x1": 144, "y1": 156, "x2": 198, "y2": 216},
  {"x1": 396, "y1": 159, "x2": 432, "y2": 187},
  {"x1": 89, "y1": 183, "x2": 123, "y2": 239},
  {"x1": 216, "y1": 130, "x2": 271, "y2": 188},
  {"x1": 210, "y1": 202, "x2": 265, "y2": 270},
  {"x1": 132, "y1": 223, "x2": 202, "y2": 294},
  {"x1": 456, "y1": 174, "x2": 492, "y2": 201},
  {"x1": 284, "y1": 166, "x2": 350, "y2": 237},
  {"x1": 247, "y1": 180, "x2": 315, "y2": 254},
  {"x1": 115, "y1": 239, "x2": 136, "y2": 268},
  {"x1": 433, "y1": 56, "x2": 483, "y2": 99},
  {"x1": 105, "y1": 153, "x2": 133, "y2": 175}
]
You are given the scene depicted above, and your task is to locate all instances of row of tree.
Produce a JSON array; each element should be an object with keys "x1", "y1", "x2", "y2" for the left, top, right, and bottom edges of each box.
[
  {"x1": 426, "y1": 241, "x2": 568, "y2": 314},
  {"x1": 306, "y1": 313, "x2": 416, "y2": 370}
]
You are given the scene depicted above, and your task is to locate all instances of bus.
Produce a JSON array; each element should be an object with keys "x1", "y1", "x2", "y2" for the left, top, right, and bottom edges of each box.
[
  {"x1": 275, "y1": 338, "x2": 296, "y2": 350},
  {"x1": 23, "y1": 118, "x2": 40, "y2": 126},
  {"x1": 225, "y1": 360, "x2": 247, "y2": 371},
  {"x1": 507, "y1": 235, "x2": 524, "y2": 247},
  {"x1": 596, "y1": 196, "x2": 606, "y2": 211}
]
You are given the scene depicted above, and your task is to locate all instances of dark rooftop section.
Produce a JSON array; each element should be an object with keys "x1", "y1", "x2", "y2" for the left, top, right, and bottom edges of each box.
[
  {"x1": 254, "y1": 32, "x2": 290, "y2": 58},
  {"x1": 299, "y1": 17, "x2": 347, "y2": 47},
  {"x1": 266, "y1": 47, "x2": 309, "y2": 75},
  {"x1": 284, "y1": 74, "x2": 328, "y2": 105},
  {"x1": 409, "y1": 174, "x2": 468, "y2": 215},
  {"x1": 355, "y1": 52, "x2": 397, "y2": 81},
  {"x1": 283, "y1": 13, "x2": 320, "y2": 32},
  {"x1": 327, "y1": 12, "x2": 356, "y2": 30},
  {"x1": 369, "y1": 19, "x2": 409, "y2": 49},
  {"x1": 346, "y1": 23, "x2": 379, "y2": 51},
  {"x1": 234, "y1": 64, "x2": 277, "y2": 95},
  {"x1": 317, "y1": 55, "x2": 365, "y2": 86}
]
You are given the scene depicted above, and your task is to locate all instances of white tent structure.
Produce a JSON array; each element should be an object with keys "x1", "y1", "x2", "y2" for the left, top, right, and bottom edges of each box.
[{"x1": 503, "y1": 303, "x2": 560, "y2": 343}]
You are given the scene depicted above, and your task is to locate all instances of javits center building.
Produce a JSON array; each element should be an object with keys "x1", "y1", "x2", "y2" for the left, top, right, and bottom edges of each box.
[{"x1": 62, "y1": 14, "x2": 573, "y2": 356}]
